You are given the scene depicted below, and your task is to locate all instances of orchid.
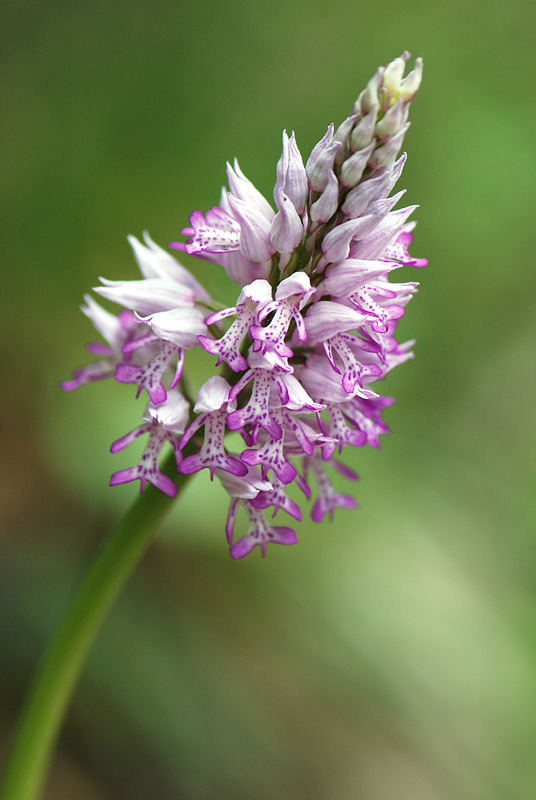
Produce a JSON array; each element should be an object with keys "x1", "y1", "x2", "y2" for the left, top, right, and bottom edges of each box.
[
  {"x1": 0, "y1": 53, "x2": 432, "y2": 800},
  {"x1": 64, "y1": 52, "x2": 426, "y2": 559}
]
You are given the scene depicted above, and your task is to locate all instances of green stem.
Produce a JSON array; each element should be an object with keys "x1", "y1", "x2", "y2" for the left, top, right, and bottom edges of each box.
[{"x1": 1, "y1": 450, "x2": 191, "y2": 800}]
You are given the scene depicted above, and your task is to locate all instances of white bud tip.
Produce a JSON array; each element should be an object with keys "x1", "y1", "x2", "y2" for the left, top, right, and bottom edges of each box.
[{"x1": 383, "y1": 53, "x2": 423, "y2": 103}]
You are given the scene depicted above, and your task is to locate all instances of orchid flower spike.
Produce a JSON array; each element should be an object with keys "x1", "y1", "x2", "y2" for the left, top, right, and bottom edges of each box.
[{"x1": 65, "y1": 54, "x2": 426, "y2": 559}]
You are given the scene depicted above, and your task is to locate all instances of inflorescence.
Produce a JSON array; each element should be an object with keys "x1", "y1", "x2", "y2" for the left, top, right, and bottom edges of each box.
[{"x1": 64, "y1": 53, "x2": 426, "y2": 558}]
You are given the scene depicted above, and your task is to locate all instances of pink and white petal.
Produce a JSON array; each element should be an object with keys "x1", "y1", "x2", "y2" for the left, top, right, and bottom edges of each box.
[
  {"x1": 142, "y1": 390, "x2": 190, "y2": 434},
  {"x1": 274, "y1": 272, "x2": 312, "y2": 302},
  {"x1": 227, "y1": 159, "x2": 275, "y2": 221},
  {"x1": 305, "y1": 301, "x2": 372, "y2": 343},
  {"x1": 227, "y1": 194, "x2": 275, "y2": 263},
  {"x1": 62, "y1": 360, "x2": 116, "y2": 391},
  {"x1": 95, "y1": 277, "x2": 195, "y2": 315},
  {"x1": 321, "y1": 216, "x2": 375, "y2": 263},
  {"x1": 270, "y1": 190, "x2": 304, "y2": 254},
  {"x1": 194, "y1": 375, "x2": 232, "y2": 413},
  {"x1": 129, "y1": 233, "x2": 210, "y2": 299},
  {"x1": 138, "y1": 306, "x2": 207, "y2": 348}
]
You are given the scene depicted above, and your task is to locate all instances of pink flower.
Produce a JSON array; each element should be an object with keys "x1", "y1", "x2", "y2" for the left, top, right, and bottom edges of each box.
[{"x1": 65, "y1": 53, "x2": 426, "y2": 558}]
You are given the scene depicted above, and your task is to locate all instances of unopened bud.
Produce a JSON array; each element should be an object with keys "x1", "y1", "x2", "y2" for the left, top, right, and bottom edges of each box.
[
  {"x1": 227, "y1": 194, "x2": 275, "y2": 262},
  {"x1": 275, "y1": 131, "x2": 308, "y2": 214},
  {"x1": 350, "y1": 105, "x2": 378, "y2": 151},
  {"x1": 399, "y1": 57, "x2": 423, "y2": 101},
  {"x1": 340, "y1": 142, "x2": 374, "y2": 187},
  {"x1": 333, "y1": 114, "x2": 359, "y2": 164},
  {"x1": 341, "y1": 153, "x2": 406, "y2": 218},
  {"x1": 306, "y1": 124, "x2": 341, "y2": 191},
  {"x1": 226, "y1": 159, "x2": 274, "y2": 221},
  {"x1": 382, "y1": 52, "x2": 410, "y2": 99},
  {"x1": 270, "y1": 188, "x2": 304, "y2": 254},
  {"x1": 375, "y1": 99, "x2": 407, "y2": 139},
  {"x1": 310, "y1": 170, "x2": 339, "y2": 222},
  {"x1": 354, "y1": 68, "x2": 383, "y2": 115},
  {"x1": 370, "y1": 124, "x2": 410, "y2": 170}
]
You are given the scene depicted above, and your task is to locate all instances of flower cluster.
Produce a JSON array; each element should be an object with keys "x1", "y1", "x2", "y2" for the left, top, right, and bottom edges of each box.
[{"x1": 64, "y1": 52, "x2": 426, "y2": 558}]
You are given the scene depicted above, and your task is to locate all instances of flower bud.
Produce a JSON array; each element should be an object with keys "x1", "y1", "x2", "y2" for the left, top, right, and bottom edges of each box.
[
  {"x1": 350, "y1": 105, "x2": 378, "y2": 151},
  {"x1": 227, "y1": 194, "x2": 275, "y2": 262},
  {"x1": 275, "y1": 131, "x2": 308, "y2": 214},
  {"x1": 382, "y1": 52, "x2": 410, "y2": 99},
  {"x1": 374, "y1": 99, "x2": 408, "y2": 139},
  {"x1": 310, "y1": 169, "x2": 339, "y2": 222},
  {"x1": 399, "y1": 57, "x2": 423, "y2": 101},
  {"x1": 370, "y1": 124, "x2": 409, "y2": 170},
  {"x1": 306, "y1": 124, "x2": 341, "y2": 191},
  {"x1": 333, "y1": 114, "x2": 359, "y2": 164},
  {"x1": 322, "y1": 216, "x2": 375, "y2": 263},
  {"x1": 270, "y1": 188, "x2": 304, "y2": 254},
  {"x1": 340, "y1": 142, "x2": 374, "y2": 188},
  {"x1": 354, "y1": 68, "x2": 383, "y2": 115},
  {"x1": 226, "y1": 159, "x2": 274, "y2": 221},
  {"x1": 382, "y1": 53, "x2": 423, "y2": 105},
  {"x1": 341, "y1": 153, "x2": 406, "y2": 218}
]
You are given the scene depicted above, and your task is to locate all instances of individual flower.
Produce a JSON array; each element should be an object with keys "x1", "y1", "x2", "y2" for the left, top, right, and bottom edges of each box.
[{"x1": 65, "y1": 53, "x2": 426, "y2": 559}]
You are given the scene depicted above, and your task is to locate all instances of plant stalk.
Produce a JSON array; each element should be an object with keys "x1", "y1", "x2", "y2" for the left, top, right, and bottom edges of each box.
[{"x1": 1, "y1": 450, "x2": 190, "y2": 800}]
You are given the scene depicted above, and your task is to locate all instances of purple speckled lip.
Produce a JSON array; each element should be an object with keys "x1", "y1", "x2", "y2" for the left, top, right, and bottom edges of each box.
[{"x1": 64, "y1": 53, "x2": 426, "y2": 559}]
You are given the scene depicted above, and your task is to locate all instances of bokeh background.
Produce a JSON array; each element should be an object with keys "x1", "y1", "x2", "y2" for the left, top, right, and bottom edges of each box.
[{"x1": 2, "y1": 0, "x2": 536, "y2": 798}]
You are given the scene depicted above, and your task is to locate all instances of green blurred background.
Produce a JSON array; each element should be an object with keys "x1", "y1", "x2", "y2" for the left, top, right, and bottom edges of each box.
[{"x1": 2, "y1": 0, "x2": 536, "y2": 797}]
